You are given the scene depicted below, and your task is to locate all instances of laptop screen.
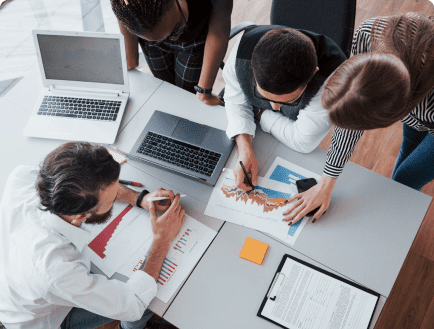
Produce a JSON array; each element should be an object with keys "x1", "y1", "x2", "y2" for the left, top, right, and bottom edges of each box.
[{"x1": 37, "y1": 34, "x2": 124, "y2": 85}]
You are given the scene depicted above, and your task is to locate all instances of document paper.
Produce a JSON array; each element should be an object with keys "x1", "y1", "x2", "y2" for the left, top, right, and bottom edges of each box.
[
  {"x1": 205, "y1": 168, "x2": 305, "y2": 243},
  {"x1": 259, "y1": 257, "x2": 378, "y2": 329},
  {"x1": 81, "y1": 202, "x2": 216, "y2": 303},
  {"x1": 265, "y1": 157, "x2": 321, "y2": 244}
]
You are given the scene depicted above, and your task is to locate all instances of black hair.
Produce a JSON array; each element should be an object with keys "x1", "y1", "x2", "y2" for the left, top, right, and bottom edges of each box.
[
  {"x1": 36, "y1": 142, "x2": 120, "y2": 216},
  {"x1": 251, "y1": 28, "x2": 318, "y2": 94},
  {"x1": 111, "y1": 0, "x2": 174, "y2": 35}
]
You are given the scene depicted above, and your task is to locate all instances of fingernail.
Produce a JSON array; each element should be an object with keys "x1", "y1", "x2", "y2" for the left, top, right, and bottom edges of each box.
[
  {"x1": 312, "y1": 218, "x2": 317, "y2": 223},
  {"x1": 288, "y1": 221, "x2": 292, "y2": 226},
  {"x1": 282, "y1": 218, "x2": 286, "y2": 221}
]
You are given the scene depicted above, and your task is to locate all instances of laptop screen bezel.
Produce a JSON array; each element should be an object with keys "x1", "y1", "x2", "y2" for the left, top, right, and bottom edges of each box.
[{"x1": 32, "y1": 30, "x2": 130, "y2": 93}]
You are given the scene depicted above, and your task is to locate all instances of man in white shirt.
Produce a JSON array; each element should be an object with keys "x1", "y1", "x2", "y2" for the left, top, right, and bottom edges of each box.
[
  {"x1": 223, "y1": 25, "x2": 346, "y2": 190},
  {"x1": 0, "y1": 142, "x2": 185, "y2": 329}
]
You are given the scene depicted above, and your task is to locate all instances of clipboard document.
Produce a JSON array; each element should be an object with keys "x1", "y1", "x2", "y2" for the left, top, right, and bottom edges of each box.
[{"x1": 258, "y1": 255, "x2": 379, "y2": 329}]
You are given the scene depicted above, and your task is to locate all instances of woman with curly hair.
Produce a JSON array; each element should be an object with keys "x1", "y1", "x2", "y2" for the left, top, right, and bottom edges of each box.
[{"x1": 111, "y1": 0, "x2": 232, "y2": 106}]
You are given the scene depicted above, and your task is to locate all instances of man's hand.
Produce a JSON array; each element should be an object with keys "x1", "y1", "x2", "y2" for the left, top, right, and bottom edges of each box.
[
  {"x1": 283, "y1": 175, "x2": 337, "y2": 225},
  {"x1": 149, "y1": 193, "x2": 185, "y2": 243},
  {"x1": 140, "y1": 188, "x2": 174, "y2": 212},
  {"x1": 234, "y1": 134, "x2": 258, "y2": 191},
  {"x1": 196, "y1": 92, "x2": 225, "y2": 106}
]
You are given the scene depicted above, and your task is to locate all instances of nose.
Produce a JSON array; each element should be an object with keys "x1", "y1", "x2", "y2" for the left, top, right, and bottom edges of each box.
[{"x1": 270, "y1": 102, "x2": 282, "y2": 111}]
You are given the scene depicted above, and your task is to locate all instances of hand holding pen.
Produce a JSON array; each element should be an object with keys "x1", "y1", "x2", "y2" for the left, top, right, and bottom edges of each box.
[{"x1": 239, "y1": 161, "x2": 255, "y2": 191}]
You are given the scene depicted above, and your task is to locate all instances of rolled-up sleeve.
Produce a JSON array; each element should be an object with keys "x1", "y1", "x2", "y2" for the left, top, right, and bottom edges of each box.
[
  {"x1": 259, "y1": 85, "x2": 332, "y2": 153},
  {"x1": 223, "y1": 33, "x2": 256, "y2": 140},
  {"x1": 46, "y1": 262, "x2": 157, "y2": 321}
]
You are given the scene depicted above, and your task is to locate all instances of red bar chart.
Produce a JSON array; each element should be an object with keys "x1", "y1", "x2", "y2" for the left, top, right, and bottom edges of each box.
[
  {"x1": 87, "y1": 204, "x2": 133, "y2": 259},
  {"x1": 158, "y1": 258, "x2": 178, "y2": 286}
]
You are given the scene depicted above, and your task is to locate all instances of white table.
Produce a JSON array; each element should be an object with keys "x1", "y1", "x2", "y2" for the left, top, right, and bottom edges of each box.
[
  {"x1": 110, "y1": 76, "x2": 431, "y2": 328},
  {"x1": 2, "y1": 67, "x2": 431, "y2": 328}
]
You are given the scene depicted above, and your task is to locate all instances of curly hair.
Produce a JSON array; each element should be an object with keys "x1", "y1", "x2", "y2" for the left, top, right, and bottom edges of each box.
[{"x1": 111, "y1": 0, "x2": 173, "y2": 35}]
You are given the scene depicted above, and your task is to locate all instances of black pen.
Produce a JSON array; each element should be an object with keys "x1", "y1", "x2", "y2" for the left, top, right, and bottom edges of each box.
[{"x1": 239, "y1": 161, "x2": 255, "y2": 191}]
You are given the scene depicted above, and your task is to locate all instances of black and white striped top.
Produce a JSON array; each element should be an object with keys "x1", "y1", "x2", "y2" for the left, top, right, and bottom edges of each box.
[{"x1": 324, "y1": 17, "x2": 434, "y2": 178}]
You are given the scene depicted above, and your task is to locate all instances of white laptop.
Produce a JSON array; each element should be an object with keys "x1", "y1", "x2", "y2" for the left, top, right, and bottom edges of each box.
[{"x1": 24, "y1": 30, "x2": 130, "y2": 144}]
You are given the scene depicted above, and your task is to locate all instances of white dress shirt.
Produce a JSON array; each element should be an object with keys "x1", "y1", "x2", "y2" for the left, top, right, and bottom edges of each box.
[
  {"x1": 0, "y1": 166, "x2": 157, "y2": 329},
  {"x1": 223, "y1": 32, "x2": 332, "y2": 154}
]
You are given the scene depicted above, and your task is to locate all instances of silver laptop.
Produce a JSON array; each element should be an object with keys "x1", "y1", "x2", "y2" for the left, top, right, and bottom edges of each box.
[
  {"x1": 128, "y1": 111, "x2": 235, "y2": 186},
  {"x1": 24, "y1": 30, "x2": 130, "y2": 144}
]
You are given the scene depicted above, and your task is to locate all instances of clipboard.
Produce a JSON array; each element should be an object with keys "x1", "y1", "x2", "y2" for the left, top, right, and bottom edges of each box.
[{"x1": 257, "y1": 254, "x2": 380, "y2": 329}]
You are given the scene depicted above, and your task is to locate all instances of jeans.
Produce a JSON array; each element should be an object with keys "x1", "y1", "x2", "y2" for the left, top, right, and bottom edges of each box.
[
  {"x1": 392, "y1": 123, "x2": 434, "y2": 191},
  {"x1": 60, "y1": 307, "x2": 153, "y2": 329}
]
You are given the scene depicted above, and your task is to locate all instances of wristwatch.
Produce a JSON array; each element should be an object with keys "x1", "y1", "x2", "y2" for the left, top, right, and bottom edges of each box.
[
  {"x1": 194, "y1": 85, "x2": 212, "y2": 94},
  {"x1": 136, "y1": 189, "x2": 150, "y2": 208}
]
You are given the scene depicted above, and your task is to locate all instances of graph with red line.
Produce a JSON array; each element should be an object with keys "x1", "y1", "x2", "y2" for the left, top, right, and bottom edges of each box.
[{"x1": 87, "y1": 204, "x2": 134, "y2": 259}]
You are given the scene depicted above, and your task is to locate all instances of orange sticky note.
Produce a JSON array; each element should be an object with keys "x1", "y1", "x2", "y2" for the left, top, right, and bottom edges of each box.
[{"x1": 239, "y1": 237, "x2": 269, "y2": 265}]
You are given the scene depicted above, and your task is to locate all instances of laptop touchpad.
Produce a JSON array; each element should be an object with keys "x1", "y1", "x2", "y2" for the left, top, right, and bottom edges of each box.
[
  {"x1": 172, "y1": 119, "x2": 209, "y2": 145},
  {"x1": 48, "y1": 120, "x2": 74, "y2": 134}
]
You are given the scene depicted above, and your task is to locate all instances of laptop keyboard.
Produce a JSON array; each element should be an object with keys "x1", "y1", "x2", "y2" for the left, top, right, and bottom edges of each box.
[
  {"x1": 137, "y1": 132, "x2": 221, "y2": 177},
  {"x1": 37, "y1": 96, "x2": 121, "y2": 121}
]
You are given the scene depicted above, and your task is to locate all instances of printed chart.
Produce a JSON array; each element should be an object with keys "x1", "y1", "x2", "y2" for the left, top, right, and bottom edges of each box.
[
  {"x1": 205, "y1": 169, "x2": 297, "y2": 242},
  {"x1": 221, "y1": 184, "x2": 291, "y2": 213},
  {"x1": 265, "y1": 157, "x2": 321, "y2": 243},
  {"x1": 116, "y1": 214, "x2": 217, "y2": 303},
  {"x1": 81, "y1": 203, "x2": 153, "y2": 277}
]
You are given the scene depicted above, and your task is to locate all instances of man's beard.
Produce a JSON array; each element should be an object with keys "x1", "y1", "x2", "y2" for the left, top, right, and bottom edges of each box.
[{"x1": 84, "y1": 206, "x2": 113, "y2": 225}]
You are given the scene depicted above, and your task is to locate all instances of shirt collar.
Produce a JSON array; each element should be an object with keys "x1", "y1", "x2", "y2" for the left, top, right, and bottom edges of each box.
[{"x1": 47, "y1": 213, "x2": 92, "y2": 252}]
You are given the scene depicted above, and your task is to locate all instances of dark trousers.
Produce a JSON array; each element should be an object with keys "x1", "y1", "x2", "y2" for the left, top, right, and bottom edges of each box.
[
  {"x1": 392, "y1": 123, "x2": 434, "y2": 190},
  {"x1": 139, "y1": 35, "x2": 206, "y2": 94}
]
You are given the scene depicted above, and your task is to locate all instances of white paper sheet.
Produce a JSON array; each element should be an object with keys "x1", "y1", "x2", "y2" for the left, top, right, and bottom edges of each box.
[
  {"x1": 117, "y1": 215, "x2": 217, "y2": 303},
  {"x1": 81, "y1": 203, "x2": 153, "y2": 278},
  {"x1": 205, "y1": 169, "x2": 307, "y2": 244},
  {"x1": 260, "y1": 257, "x2": 378, "y2": 329},
  {"x1": 264, "y1": 157, "x2": 322, "y2": 244},
  {"x1": 81, "y1": 203, "x2": 216, "y2": 303}
]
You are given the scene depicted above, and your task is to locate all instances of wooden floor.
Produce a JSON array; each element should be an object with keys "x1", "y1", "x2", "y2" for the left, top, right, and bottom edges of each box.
[{"x1": 100, "y1": 0, "x2": 434, "y2": 328}]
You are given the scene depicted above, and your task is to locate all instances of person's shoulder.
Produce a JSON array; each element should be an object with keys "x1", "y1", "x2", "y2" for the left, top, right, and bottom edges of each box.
[
  {"x1": 356, "y1": 16, "x2": 389, "y2": 38},
  {"x1": 7, "y1": 165, "x2": 39, "y2": 188},
  {"x1": 2, "y1": 165, "x2": 39, "y2": 204}
]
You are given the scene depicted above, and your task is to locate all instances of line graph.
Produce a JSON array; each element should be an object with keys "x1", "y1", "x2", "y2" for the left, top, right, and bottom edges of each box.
[{"x1": 221, "y1": 184, "x2": 290, "y2": 213}]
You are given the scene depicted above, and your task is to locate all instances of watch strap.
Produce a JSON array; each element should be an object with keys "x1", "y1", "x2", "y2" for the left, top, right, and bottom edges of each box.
[
  {"x1": 194, "y1": 85, "x2": 212, "y2": 94},
  {"x1": 136, "y1": 189, "x2": 150, "y2": 208}
]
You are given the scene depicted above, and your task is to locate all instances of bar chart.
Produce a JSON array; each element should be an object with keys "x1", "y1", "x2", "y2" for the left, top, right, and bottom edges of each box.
[{"x1": 158, "y1": 258, "x2": 178, "y2": 286}]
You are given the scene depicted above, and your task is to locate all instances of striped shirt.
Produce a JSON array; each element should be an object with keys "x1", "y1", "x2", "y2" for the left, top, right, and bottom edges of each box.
[{"x1": 324, "y1": 17, "x2": 434, "y2": 178}]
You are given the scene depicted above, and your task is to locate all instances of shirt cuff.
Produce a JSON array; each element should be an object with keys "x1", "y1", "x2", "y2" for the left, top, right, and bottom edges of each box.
[
  {"x1": 126, "y1": 271, "x2": 158, "y2": 307},
  {"x1": 323, "y1": 163, "x2": 344, "y2": 179},
  {"x1": 259, "y1": 110, "x2": 284, "y2": 133}
]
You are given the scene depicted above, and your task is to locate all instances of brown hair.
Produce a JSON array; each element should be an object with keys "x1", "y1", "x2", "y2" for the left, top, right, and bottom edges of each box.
[
  {"x1": 322, "y1": 13, "x2": 434, "y2": 130},
  {"x1": 36, "y1": 142, "x2": 120, "y2": 216},
  {"x1": 252, "y1": 28, "x2": 317, "y2": 94}
]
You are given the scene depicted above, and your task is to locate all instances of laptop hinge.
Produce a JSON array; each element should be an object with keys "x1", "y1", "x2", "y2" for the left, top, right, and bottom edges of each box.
[{"x1": 48, "y1": 85, "x2": 124, "y2": 97}]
